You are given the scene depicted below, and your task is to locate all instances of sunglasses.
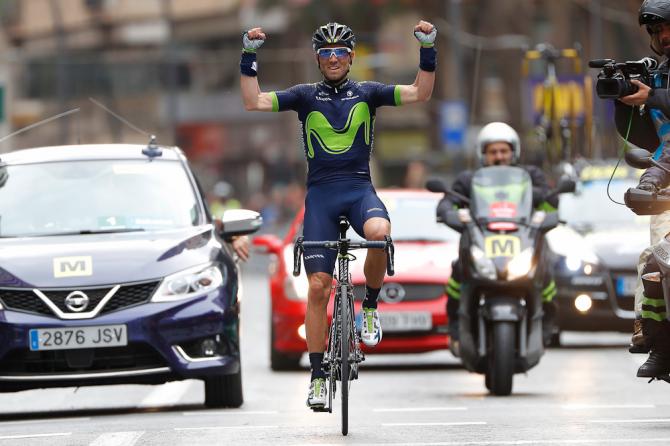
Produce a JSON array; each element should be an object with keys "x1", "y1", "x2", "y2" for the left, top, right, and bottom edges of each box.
[{"x1": 316, "y1": 47, "x2": 351, "y2": 59}]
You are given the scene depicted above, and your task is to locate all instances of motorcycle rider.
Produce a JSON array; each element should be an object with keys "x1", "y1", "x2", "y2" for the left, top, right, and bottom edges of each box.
[
  {"x1": 617, "y1": 0, "x2": 670, "y2": 377},
  {"x1": 436, "y1": 122, "x2": 559, "y2": 356}
]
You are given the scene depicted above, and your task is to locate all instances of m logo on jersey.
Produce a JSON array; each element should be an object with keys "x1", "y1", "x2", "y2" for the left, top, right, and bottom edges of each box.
[{"x1": 305, "y1": 102, "x2": 370, "y2": 158}]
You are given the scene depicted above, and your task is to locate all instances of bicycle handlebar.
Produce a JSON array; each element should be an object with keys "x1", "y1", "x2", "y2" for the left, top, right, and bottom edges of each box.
[{"x1": 292, "y1": 236, "x2": 395, "y2": 277}]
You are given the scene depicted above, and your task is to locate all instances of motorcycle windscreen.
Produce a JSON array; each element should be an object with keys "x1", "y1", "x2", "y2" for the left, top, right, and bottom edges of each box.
[{"x1": 470, "y1": 166, "x2": 533, "y2": 221}]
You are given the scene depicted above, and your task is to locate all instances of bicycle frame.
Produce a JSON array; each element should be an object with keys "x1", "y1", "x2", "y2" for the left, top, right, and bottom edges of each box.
[{"x1": 293, "y1": 216, "x2": 394, "y2": 436}]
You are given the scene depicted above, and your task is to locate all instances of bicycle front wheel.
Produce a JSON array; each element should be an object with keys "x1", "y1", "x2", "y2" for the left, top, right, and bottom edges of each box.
[{"x1": 339, "y1": 284, "x2": 349, "y2": 436}]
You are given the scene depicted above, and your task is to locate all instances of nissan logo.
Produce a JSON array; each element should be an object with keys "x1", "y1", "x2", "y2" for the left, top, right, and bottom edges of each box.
[
  {"x1": 380, "y1": 283, "x2": 406, "y2": 304},
  {"x1": 64, "y1": 291, "x2": 90, "y2": 312}
]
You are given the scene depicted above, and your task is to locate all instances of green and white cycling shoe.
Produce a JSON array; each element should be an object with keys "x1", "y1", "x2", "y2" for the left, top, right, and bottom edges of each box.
[
  {"x1": 306, "y1": 377, "x2": 327, "y2": 408},
  {"x1": 361, "y1": 307, "x2": 382, "y2": 347}
]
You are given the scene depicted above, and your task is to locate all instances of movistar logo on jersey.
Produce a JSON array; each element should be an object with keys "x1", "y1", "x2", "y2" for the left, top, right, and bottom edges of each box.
[{"x1": 305, "y1": 102, "x2": 370, "y2": 158}]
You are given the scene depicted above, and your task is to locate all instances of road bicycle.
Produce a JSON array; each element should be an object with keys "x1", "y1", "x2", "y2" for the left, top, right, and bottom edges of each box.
[
  {"x1": 523, "y1": 43, "x2": 588, "y2": 165},
  {"x1": 293, "y1": 216, "x2": 394, "y2": 436}
]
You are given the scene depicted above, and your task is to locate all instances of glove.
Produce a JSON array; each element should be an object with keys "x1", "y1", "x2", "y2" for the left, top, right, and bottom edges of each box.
[
  {"x1": 637, "y1": 182, "x2": 659, "y2": 193},
  {"x1": 414, "y1": 27, "x2": 437, "y2": 47},
  {"x1": 242, "y1": 31, "x2": 265, "y2": 53}
]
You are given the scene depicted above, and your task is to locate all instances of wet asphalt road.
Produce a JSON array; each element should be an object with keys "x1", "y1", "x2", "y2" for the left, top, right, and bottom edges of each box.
[{"x1": 0, "y1": 258, "x2": 668, "y2": 445}]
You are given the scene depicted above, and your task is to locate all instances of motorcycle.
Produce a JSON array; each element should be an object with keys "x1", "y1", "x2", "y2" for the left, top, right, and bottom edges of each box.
[{"x1": 427, "y1": 166, "x2": 574, "y2": 395}]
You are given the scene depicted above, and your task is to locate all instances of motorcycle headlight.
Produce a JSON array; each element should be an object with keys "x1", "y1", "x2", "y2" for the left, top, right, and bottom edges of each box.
[
  {"x1": 471, "y1": 246, "x2": 497, "y2": 280},
  {"x1": 152, "y1": 264, "x2": 225, "y2": 302},
  {"x1": 507, "y1": 248, "x2": 535, "y2": 281}
]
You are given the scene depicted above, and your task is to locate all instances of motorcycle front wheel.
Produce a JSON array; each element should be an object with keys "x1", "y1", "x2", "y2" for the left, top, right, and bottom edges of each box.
[{"x1": 487, "y1": 321, "x2": 515, "y2": 396}]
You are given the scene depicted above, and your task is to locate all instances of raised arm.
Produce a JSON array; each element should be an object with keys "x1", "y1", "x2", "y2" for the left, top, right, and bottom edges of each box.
[
  {"x1": 240, "y1": 27, "x2": 275, "y2": 112},
  {"x1": 397, "y1": 20, "x2": 437, "y2": 105}
]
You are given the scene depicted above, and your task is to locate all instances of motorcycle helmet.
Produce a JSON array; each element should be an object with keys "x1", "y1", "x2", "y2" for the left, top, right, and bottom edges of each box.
[
  {"x1": 475, "y1": 122, "x2": 521, "y2": 164},
  {"x1": 312, "y1": 22, "x2": 356, "y2": 51},
  {"x1": 639, "y1": 0, "x2": 670, "y2": 54}
]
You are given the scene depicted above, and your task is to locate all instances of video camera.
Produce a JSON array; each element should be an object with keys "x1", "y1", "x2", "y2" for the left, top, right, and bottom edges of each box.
[{"x1": 589, "y1": 57, "x2": 658, "y2": 99}]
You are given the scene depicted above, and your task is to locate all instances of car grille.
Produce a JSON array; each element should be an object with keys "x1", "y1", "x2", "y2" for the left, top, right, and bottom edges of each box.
[
  {"x1": 0, "y1": 281, "x2": 160, "y2": 317},
  {"x1": 353, "y1": 283, "x2": 445, "y2": 303},
  {"x1": 0, "y1": 343, "x2": 166, "y2": 374}
]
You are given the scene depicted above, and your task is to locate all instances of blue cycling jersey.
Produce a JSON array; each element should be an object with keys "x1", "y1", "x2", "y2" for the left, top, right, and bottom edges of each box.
[{"x1": 270, "y1": 80, "x2": 401, "y2": 187}]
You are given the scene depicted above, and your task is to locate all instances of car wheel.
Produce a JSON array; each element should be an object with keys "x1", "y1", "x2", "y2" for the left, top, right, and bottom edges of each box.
[
  {"x1": 204, "y1": 368, "x2": 243, "y2": 408},
  {"x1": 270, "y1": 325, "x2": 302, "y2": 371}
]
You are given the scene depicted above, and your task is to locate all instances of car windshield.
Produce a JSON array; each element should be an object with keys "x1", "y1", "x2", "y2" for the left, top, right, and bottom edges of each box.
[
  {"x1": 558, "y1": 179, "x2": 649, "y2": 229},
  {"x1": 0, "y1": 159, "x2": 201, "y2": 237},
  {"x1": 347, "y1": 194, "x2": 459, "y2": 243}
]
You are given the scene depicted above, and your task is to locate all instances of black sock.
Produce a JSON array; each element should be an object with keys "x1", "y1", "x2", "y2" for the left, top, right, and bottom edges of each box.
[
  {"x1": 309, "y1": 352, "x2": 325, "y2": 380},
  {"x1": 363, "y1": 285, "x2": 381, "y2": 309}
]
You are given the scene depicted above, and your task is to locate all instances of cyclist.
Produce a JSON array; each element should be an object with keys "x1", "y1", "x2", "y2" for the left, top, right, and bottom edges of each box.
[
  {"x1": 616, "y1": 0, "x2": 670, "y2": 377},
  {"x1": 240, "y1": 21, "x2": 436, "y2": 408},
  {"x1": 436, "y1": 122, "x2": 559, "y2": 356}
]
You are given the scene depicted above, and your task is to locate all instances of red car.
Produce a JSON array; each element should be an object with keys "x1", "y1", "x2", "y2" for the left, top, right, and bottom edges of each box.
[{"x1": 254, "y1": 189, "x2": 459, "y2": 370}]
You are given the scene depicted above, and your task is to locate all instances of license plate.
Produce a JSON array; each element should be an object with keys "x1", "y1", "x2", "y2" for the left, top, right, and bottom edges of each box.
[
  {"x1": 379, "y1": 312, "x2": 432, "y2": 333},
  {"x1": 616, "y1": 275, "x2": 638, "y2": 297},
  {"x1": 29, "y1": 325, "x2": 127, "y2": 351}
]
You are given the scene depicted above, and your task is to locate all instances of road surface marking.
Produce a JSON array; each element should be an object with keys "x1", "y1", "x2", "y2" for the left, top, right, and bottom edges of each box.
[
  {"x1": 0, "y1": 433, "x2": 70, "y2": 440},
  {"x1": 382, "y1": 422, "x2": 486, "y2": 427},
  {"x1": 182, "y1": 410, "x2": 278, "y2": 416},
  {"x1": 89, "y1": 431, "x2": 144, "y2": 446},
  {"x1": 174, "y1": 425, "x2": 279, "y2": 431},
  {"x1": 563, "y1": 404, "x2": 655, "y2": 410},
  {"x1": 0, "y1": 417, "x2": 90, "y2": 426},
  {"x1": 302, "y1": 439, "x2": 670, "y2": 446},
  {"x1": 374, "y1": 407, "x2": 467, "y2": 413},
  {"x1": 589, "y1": 418, "x2": 670, "y2": 423},
  {"x1": 138, "y1": 381, "x2": 194, "y2": 408}
]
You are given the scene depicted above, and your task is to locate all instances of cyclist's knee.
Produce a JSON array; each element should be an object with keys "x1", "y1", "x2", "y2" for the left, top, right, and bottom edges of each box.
[
  {"x1": 363, "y1": 217, "x2": 390, "y2": 241},
  {"x1": 308, "y1": 272, "x2": 332, "y2": 306}
]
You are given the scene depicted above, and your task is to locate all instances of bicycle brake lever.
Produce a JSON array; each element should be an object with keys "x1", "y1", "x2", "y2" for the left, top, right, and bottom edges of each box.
[
  {"x1": 293, "y1": 237, "x2": 303, "y2": 277},
  {"x1": 385, "y1": 235, "x2": 395, "y2": 276}
]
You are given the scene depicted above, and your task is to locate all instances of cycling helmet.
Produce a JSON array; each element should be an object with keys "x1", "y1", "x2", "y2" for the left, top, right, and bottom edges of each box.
[
  {"x1": 312, "y1": 22, "x2": 356, "y2": 51},
  {"x1": 476, "y1": 122, "x2": 521, "y2": 164}
]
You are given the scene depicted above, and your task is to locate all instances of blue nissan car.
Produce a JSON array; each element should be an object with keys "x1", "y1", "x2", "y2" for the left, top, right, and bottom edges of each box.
[{"x1": 0, "y1": 142, "x2": 261, "y2": 408}]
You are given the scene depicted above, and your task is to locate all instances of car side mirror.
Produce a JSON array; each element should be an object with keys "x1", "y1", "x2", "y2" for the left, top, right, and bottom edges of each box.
[
  {"x1": 215, "y1": 209, "x2": 263, "y2": 238},
  {"x1": 538, "y1": 211, "x2": 559, "y2": 232}
]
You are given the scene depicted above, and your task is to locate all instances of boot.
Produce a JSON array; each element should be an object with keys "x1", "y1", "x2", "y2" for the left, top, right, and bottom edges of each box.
[
  {"x1": 637, "y1": 350, "x2": 670, "y2": 377},
  {"x1": 629, "y1": 319, "x2": 651, "y2": 354},
  {"x1": 637, "y1": 320, "x2": 670, "y2": 377}
]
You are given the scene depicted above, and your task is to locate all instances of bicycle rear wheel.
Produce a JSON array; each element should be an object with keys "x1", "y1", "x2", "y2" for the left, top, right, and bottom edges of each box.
[{"x1": 339, "y1": 284, "x2": 349, "y2": 436}]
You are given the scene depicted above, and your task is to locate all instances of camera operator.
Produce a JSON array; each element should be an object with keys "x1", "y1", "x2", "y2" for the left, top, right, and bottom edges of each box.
[{"x1": 615, "y1": 0, "x2": 670, "y2": 378}]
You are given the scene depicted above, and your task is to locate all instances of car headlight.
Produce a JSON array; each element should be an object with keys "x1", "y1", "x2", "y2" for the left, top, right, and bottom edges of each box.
[
  {"x1": 507, "y1": 248, "x2": 534, "y2": 281},
  {"x1": 283, "y1": 245, "x2": 309, "y2": 301},
  {"x1": 471, "y1": 246, "x2": 497, "y2": 280},
  {"x1": 152, "y1": 264, "x2": 224, "y2": 302},
  {"x1": 284, "y1": 275, "x2": 309, "y2": 301}
]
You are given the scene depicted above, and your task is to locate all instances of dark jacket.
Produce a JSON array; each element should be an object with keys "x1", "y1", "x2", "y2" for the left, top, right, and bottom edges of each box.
[
  {"x1": 617, "y1": 60, "x2": 670, "y2": 188},
  {"x1": 436, "y1": 165, "x2": 558, "y2": 222}
]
